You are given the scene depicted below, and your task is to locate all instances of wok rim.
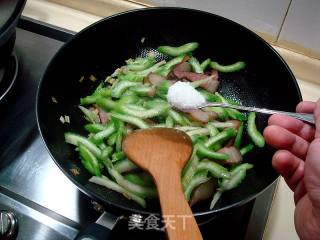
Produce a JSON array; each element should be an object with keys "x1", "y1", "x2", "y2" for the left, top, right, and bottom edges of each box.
[{"x1": 36, "y1": 6, "x2": 302, "y2": 217}]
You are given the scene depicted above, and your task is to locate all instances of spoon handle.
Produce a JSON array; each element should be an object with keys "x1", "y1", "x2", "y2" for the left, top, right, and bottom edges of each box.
[
  {"x1": 201, "y1": 102, "x2": 315, "y2": 124},
  {"x1": 155, "y1": 171, "x2": 203, "y2": 240}
]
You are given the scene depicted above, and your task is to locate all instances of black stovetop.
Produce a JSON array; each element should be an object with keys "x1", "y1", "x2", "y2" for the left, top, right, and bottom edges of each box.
[{"x1": 0, "y1": 17, "x2": 277, "y2": 240}]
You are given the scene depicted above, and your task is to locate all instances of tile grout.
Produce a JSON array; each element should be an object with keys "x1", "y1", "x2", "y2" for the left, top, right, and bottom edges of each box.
[{"x1": 276, "y1": 0, "x2": 293, "y2": 42}]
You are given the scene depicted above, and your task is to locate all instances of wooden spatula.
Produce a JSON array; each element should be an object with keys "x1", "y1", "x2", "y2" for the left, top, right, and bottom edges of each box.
[{"x1": 123, "y1": 128, "x2": 203, "y2": 240}]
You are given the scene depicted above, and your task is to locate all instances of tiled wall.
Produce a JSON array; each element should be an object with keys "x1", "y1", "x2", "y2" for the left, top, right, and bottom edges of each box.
[
  {"x1": 277, "y1": 0, "x2": 320, "y2": 59},
  {"x1": 148, "y1": 0, "x2": 320, "y2": 59}
]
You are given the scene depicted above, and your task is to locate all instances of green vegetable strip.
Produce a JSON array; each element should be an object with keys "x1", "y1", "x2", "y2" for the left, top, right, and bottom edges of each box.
[
  {"x1": 189, "y1": 56, "x2": 203, "y2": 73},
  {"x1": 65, "y1": 132, "x2": 101, "y2": 157},
  {"x1": 220, "y1": 170, "x2": 247, "y2": 191},
  {"x1": 199, "y1": 90, "x2": 221, "y2": 102},
  {"x1": 189, "y1": 76, "x2": 213, "y2": 88},
  {"x1": 182, "y1": 147, "x2": 199, "y2": 189},
  {"x1": 206, "y1": 123, "x2": 219, "y2": 137},
  {"x1": 84, "y1": 123, "x2": 107, "y2": 133},
  {"x1": 118, "y1": 104, "x2": 169, "y2": 119},
  {"x1": 107, "y1": 132, "x2": 117, "y2": 146},
  {"x1": 79, "y1": 144, "x2": 101, "y2": 176},
  {"x1": 80, "y1": 85, "x2": 111, "y2": 105},
  {"x1": 80, "y1": 95, "x2": 98, "y2": 105},
  {"x1": 111, "y1": 151, "x2": 126, "y2": 162},
  {"x1": 78, "y1": 106, "x2": 100, "y2": 123},
  {"x1": 210, "y1": 163, "x2": 253, "y2": 209},
  {"x1": 157, "y1": 42, "x2": 199, "y2": 57},
  {"x1": 162, "y1": 54, "x2": 186, "y2": 71},
  {"x1": 114, "y1": 158, "x2": 138, "y2": 173},
  {"x1": 89, "y1": 175, "x2": 146, "y2": 208},
  {"x1": 175, "y1": 126, "x2": 200, "y2": 132},
  {"x1": 92, "y1": 121, "x2": 116, "y2": 144},
  {"x1": 196, "y1": 160, "x2": 230, "y2": 179},
  {"x1": 247, "y1": 112, "x2": 265, "y2": 147},
  {"x1": 111, "y1": 81, "x2": 139, "y2": 98},
  {"x1": 186, "y1": 128, "x2": 210, "y2": 137},
  {"x1": 101, "y1": 146, "x2": 113, "y2": 159},
  {"x1": 96, "y1": 98, "x2": 117, "y2": 111},
  {"x1": 165, "y1": 115, "x2": 174, "y2": 128},
  {"x1": 117, "y1": 72, "x2": 144, "y2": 82},
  {"x1": 98, "y1": 142, "x2": 108, "y2": 150},
  {"x1": 109, "y1": 112, "x2": 149, "y2": 129},
  {"x1": 205, "y1": 128, "x2": 237, "y2": 148},
  {"x1": 135, "y1": 61, "x2": 166, "y2": 77},
  {"x1": 215, "y1": 92, "x2": 246, "y2": 121},
  {"x1": 200, "y1": 58, "x2": 211, "y2": 71},
  {"x1": 210, "y1": 61, "x2": 246, "y2": 72},
  {"x1": 169, "y1": 109, "x2": 187, "y2": 126},
  {"x1": 124, "y1": 173, "x2": 155, "y2": 187},
  {"x1": 108, "y1": 168, "x2": 158, "y2": 199},
  {"x1": 184, "y1": 171, "x2": 211, "y2": 201},
  {"x1": 126, "y1": 56, "x2": 155, "y2": 71},
  {"x1": 197, "y1": 143, "x2": 230, "y2": 160},
  {"x1": 204, "y1": 107, "x2": 228, "y2": 120},
  {"x1": 210, "y1": 121, "x2": 237, "y2": 129},
  {"x1": 130, "y1": 85, "x2": 154, "y2": 97},
  {"x1": 115, "y1": 131, "x2": 123, "y2": 152},
  {"x1": 234, "y1": 122, "x2": 244, "y2": 148},
  {"x1": 240, "y1": 143, "x2": 254, "y2": 156},
  {"x1": 209, "y1": 191, "x2": 222, "y2": 209},
  {"x1": 118, "y1": 95, "x2": 140, "y2": 105}
]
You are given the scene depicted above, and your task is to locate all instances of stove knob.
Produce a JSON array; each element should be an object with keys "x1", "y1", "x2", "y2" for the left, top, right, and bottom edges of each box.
[{"x1": 0, "y1": 210, "x2": 18, "y2": 240}]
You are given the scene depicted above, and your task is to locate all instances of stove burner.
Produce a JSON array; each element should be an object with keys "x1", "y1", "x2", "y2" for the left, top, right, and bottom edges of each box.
[
  {"x1": 0, "y1": 53, "x2": 18, "y2": 101},
  {"x1": 0, "y1": 210, "x2": 18, "y2": 240}
]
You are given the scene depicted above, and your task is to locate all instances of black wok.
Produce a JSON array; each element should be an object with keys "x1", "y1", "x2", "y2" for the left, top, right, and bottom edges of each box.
[
  {"x1": 0, "y1": 0, "x2": 26, "y2": 67},
  {"x1": 36, "y1": 7, "x2": 302, "y2": 237}
]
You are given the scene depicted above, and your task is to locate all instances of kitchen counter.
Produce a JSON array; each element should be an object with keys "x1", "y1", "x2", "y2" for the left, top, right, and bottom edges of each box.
[{"x1": 21, "y1": 1, "x2": 320, "y2": 239}]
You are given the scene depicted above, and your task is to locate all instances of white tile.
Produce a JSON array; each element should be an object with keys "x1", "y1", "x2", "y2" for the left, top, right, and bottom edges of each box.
[
  {"x1": 263, "y1": 178, "x2": 299, "y2": 240},
  {"x1": 148, "y1": 0, "x2": 291, "y2": 41},
  {"x1": 278, "y1": 0, "x2": 320, "y2": 57}
]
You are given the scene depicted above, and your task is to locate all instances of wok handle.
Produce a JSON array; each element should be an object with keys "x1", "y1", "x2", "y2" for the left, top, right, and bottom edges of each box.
[
  {"x1": 75, "y1": 211, "x2": 120, "y2": 240},
  {"x1": 75, "y1": 222, "x2": 112, "y2": 240}
]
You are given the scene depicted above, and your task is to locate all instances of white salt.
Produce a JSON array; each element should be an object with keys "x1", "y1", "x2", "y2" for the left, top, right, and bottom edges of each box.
[{"x1": 167, "y1": 81, "x2": 206, "y2": 109}]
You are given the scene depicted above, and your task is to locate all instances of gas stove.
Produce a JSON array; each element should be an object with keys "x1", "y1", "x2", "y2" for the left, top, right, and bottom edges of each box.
[{"x1": 0, "y1": 17, "x2": 277, "y2": 240}]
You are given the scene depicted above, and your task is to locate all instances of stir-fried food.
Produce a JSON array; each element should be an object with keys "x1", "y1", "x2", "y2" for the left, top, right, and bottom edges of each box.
[{"x1": 64, "y1": 42, "x2": 264, "y2": 209}]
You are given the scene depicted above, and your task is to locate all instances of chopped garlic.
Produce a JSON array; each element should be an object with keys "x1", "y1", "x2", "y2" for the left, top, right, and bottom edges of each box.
[
  {"x1": 51, "y1": 96, "x2": 58, "y2": 103},
  {"x1": 167, "y1": 81, "x2": 206, "y2": 109},
  {"x1": 64, "y1": 115, "x2": 70, "y2": 123},
  {"x1": 141, "y1": 37, "x2": 145, "y2": 43},
  {"x1": 89, "y1": 74, "x2": 97, "y2": 82},
  {"x1": 59, "y1": 116, "x2": 65, "y2": 124},
  {"x1": 79, "y1": 75, "x2": 84, "y2": 82}
]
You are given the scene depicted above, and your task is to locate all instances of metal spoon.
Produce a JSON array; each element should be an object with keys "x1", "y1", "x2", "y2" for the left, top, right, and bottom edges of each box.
[{"x1": 199, "y1": 102, "x2": 315, "y2": 124}]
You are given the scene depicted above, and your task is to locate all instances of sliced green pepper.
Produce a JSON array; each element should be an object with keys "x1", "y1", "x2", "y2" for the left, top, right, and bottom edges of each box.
[
  {"x1": 79, "y1": 143, "x2": 101, "y2": 176},
  {"x1": 200, "y1": 58, "x2": 211, "y2": 71},
  {"x1": 189, "y1": 56, "x2": 203, "y2": 73},
  {"x1": 210, "y1": 61, "x2": 246, "y2": 72},
  {"x1": 126, "y1": 56, "x2": 156, "y2": 71},
  {"x1": 247, "y1": 112, "x2": 265, "y2": 147},
  {"x1": 109, "y1": 112, "x2": 149, "y2": 129},
  {"x1": 158, "y1": 42, "x2": 199, "y2": 57},
  {"x1": 196, "y1": 160, "x2": 229, "y2": 179},
  {"x1": 205, "y1": 128, "x2": 237, "y2": 148},
  {"x1": 197, "y1": 143, "x2": 229, "y2": 160}
]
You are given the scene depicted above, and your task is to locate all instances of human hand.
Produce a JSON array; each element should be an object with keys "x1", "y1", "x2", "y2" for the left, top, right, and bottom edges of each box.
[{"x1": 263, "y1": 99, "x2": 320, "y2": 240}]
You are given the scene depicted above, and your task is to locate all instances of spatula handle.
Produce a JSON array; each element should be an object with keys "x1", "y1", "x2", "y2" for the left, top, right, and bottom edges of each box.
[{"x1": 155, "y1": 171, "x2": 203, "y2": 240}]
